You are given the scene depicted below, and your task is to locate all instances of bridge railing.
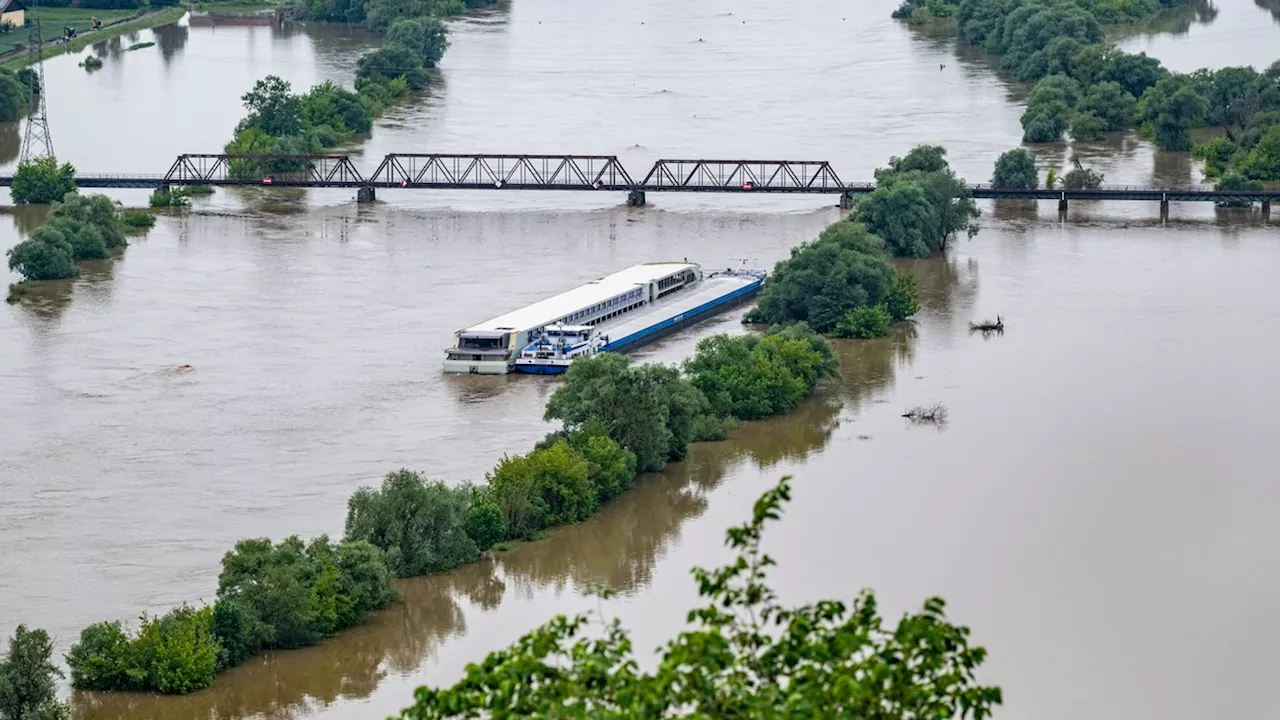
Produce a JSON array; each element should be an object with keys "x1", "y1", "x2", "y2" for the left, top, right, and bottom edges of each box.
[
  {"x1": 367, "y1": 154, "x2": 635, "y2": 190},
  {"x1": 639, "y1": 159, "x2": 845, "y2": 191},
  {"x1": 162, "y1": 154, "x2": 366, "y2": 185}
]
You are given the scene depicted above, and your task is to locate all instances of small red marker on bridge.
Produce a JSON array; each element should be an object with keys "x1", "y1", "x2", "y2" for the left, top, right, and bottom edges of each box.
[
  {"x1": 742, "y1": 181, "x2": 753, "y2": 190},
  {"x1": 262, "y1": 177, "x2": 272, "y2": 185}
]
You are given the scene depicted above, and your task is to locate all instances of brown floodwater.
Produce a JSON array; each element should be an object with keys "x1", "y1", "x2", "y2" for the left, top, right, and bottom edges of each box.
[{"x1": 2, "y1": 1, "x2": 1279, "y2": 719}]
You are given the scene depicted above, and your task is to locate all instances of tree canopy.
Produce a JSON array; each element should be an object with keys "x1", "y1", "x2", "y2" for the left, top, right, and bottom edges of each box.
[
  {"x1": 991, "y1": 148, "x2": 1038, "y2": 188},
  {"x1": 10, "y1": 158, "x2": 76, "y2": 205},
  {"x1": 0, "y1": 626, "x2": 68, "y2": 720},
  {"x1": 859, "y1": 145, "x2": 980, "y2": 257},
  {"x1": 397, "y1": 476, "x2": 1003, "y2": 719}
]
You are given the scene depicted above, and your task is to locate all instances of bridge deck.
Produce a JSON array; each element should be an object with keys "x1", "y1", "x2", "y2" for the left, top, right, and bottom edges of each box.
[{"x1": 0, "y1": 154, "x2": 1275, "y2": 203}]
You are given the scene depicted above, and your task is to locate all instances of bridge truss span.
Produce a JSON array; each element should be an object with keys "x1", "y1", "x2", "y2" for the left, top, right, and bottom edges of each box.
[
  {"x1": 367, "y1": 154, "x2": 635, "y2": 190},
  {"x1": 639, "y1": 159, "x2": 845, "y2": 192},
  {"x1": 162, "y1": 154, "x2": 366, "y2": 186}
]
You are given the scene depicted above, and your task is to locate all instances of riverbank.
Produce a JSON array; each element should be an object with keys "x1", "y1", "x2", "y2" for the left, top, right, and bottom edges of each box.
[{"x1": 0, "y1": 6, "x2": 186, "y2": 70}]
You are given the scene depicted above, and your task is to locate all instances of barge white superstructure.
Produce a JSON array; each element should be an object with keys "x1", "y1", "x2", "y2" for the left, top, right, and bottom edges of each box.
[{"x1": 443, "y1": 262, "x2": 705, "y2": 375}]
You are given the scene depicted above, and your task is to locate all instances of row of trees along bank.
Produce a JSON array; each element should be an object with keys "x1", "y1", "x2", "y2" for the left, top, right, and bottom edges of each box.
[
  {"x1": 5, "y1": 175, "x2": 156, "y2": 303},
  {"x1": 894, "y1": 0, "x2": 1280, "y2": 189},
  {"x1": 219, "y1": 0, "x2": 498, "y2": 178},
  {"x1": 49, "y1": 140, "x2": 975, "y2": 693}
]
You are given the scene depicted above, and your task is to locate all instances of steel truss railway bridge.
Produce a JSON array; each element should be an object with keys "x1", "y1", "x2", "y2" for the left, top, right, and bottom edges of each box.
[{"x1": 1, "y1": 154, "x2": 1274, "y2": 215}]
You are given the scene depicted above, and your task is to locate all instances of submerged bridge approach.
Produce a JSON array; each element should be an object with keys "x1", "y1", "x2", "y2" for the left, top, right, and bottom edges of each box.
[{"x1": 1, "y1": 154, "x2": 1274, "y2": 216}]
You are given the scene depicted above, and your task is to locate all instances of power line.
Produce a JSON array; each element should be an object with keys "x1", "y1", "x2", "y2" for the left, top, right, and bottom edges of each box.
[{"x1": 20, "y1": 0, "x2": 55, "y2": 163}]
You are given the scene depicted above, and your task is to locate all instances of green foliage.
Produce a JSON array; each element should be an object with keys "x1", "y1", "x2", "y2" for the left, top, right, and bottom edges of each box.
[
  {"x1": 1029, "y1": 73, "x2": 1081, "y2": 108},
  {"x1": 82, "y1": 56, "x2": 103, "y2": 71},
  {"x1": 239, "y1": 75, "x2": 303, "y2": 137},
  {"x1": 0, "y1": 69, "x2": 30, "y2": 123},
  {"x1": 745, "y1": 221, "x2": 896, "y2": 332},
  {"x1": 462, "y1": 499, "x2": 507, "y2": 551},
  {"x1": 1063, "y1": 165, "x2": 1105, "y2": 189},
  {"x1": 1021, "y1": 98, "x2": 1069, "y2": 143},
  {"x1": 301, "y1": 81, "x2": 373, "y2": 137},
  {"x1": 884, "y1": 273, "x2": 922, "y2": 321},
  {"x1": 5, "y1": 234, "x2": 76, "y2": 282},
  {"x1": 487, "y1": 441, "x2": 597, "y2": 540},
  {"x1": 991, "y1": 148, "x2": 1038, "y2": 188},
  {"x1": 1138, "y1": 73, "x2": 1210, "y2": 150},
  {"x1": 1193, "y1": 136, "x2": 1237, "y2": 176},
  {"x1": 356, "y1": 45, "x2": 428, "y2": 89},
  {"x1": 0, "y1": 625, "x2": 68, "y2": 720},
  {"x1": 129, "y1": 605, "x2": 220, "y2": 694},
  {"x1": 344, "y1": 469, "x2": 480, "y2": 577},
  {"x1": 210, "y1": 598, "x2": 252, "y2": 670},
  {"x1": 544, "y1": 421, "x2": 640, "y2": 503},
  {"x1": 1212, "y1": 173, "x2": 1264, "y2": 207},
  {"x1": 397, "y1": 476, "x2": 1002, "y2": 719},
  {"x1": 11, "y1": 158, "x2": 76, "y2": 205},
  {"x1": 684, "y1": 326, "x2": 838, "y2": 421},
  {"x1": 861, "y1": 145, "x2": 979, "y2": 257},
  {"x1": 544, "y1": 353, "x2": 713, "y2": 473},
  {"x1": 305, "y1": 0, "x2": 367, "y2": 22},
  {"x1": 65, "y1": 622, "x2": 133, "y2": 691},
  {"x1": 385, "y1": 17, "x2": 449, "y2": 67},
  {"x1": 834, "y1": 304, "x2": 893, "y2": 339},
  {"x1": 1077, "y1": 80, "x2": 1137, "y2": 130},
  {"x1": 1070, "y1": 110, "x2": 1108, "y2": 140},
  {"x1": 216, "y1": 535, "x2": 398, "y2": 654},
  {"x1": 1238, "y1": 125, "x2": 1280, "y2": 181},
  {"x1": 50, "y1": 194, "x2": 127, "y2": 249},
  {"x1": 120, "y1": 209, "x2": 156, "y2": 229}
]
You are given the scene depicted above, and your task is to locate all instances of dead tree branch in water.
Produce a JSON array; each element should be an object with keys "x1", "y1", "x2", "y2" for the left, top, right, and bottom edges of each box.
[
  {"x1": 969, "y1": 315, "x2": 1004, "y2": 335},
  {"x1": 902, "y1": 403, "x2": 948, "y2": 427}
]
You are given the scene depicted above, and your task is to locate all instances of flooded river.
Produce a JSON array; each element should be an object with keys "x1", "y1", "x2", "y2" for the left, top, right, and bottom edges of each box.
[{"x1": 2, "y1": 1, "x2": 1278, "y2": 719}]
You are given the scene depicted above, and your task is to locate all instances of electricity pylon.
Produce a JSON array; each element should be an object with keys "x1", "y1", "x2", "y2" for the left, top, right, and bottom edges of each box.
[{"x1": 19, "y1": 0, "x2": 55, "y2": 163}]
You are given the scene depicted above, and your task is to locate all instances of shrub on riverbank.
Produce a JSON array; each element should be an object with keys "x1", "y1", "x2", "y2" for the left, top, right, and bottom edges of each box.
[
  {"x1": 11, "y1": 157, "x2": 77, "y2": 205},
  {"x1": 0, "y1": 625, "x2": 68, "y2": 720},
  {"x1": 398, "y1": 475, "x2": 1003, "y2": 719},
  {"x1": 344, "y1": 470, "x2": 480, "y2": 576},
  {"x1": 65, "y1": 605, "x2": 220, "y2": 694},
  {"x1": 6, "y1": 193, "x2": 135, "y2": 289},
  {"x1": 992, "y1": 148, "x2": 1038, "y2": 188},
  {"x1": 121, "y1": 209, "x2": 157, "y2": 228},
  {"x1": 0, "y1": 68, "x2": 32, "y2": 121},
  {"x1": 857, "y1": 145, "x2": 980, "y2": 257},
  {"x1": 684, "y1": 325, "x2": 838, "y2": 421}
]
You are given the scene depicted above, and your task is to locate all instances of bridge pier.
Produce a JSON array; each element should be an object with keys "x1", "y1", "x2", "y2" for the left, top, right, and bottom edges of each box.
[
  {"x1": 1057, "y1": 196, "x2": 1068, "y2": 216},
  {"x1": 1264, "y1": 200, "x2": 1271, "y2": 218},
  {"x1": 1160, "y1": 199, "x2": 1170, "y2": 221},
  {"x1": 627, "y1": 189, "x2": 646, "y2": 207},
  {"x1": 357, "y1": 186, "x2": 376, "y2": 203},
  {"x1": 839, "y1": 191, "x2": 856, "y2": 210}
]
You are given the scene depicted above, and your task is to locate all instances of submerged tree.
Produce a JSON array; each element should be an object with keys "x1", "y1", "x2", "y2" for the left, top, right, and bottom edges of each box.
[
  {"x1": 398, "y1": 476, "x2": 1002, "y2": 719},
  {"x1": 0, "y1": 625, "x2": 68, "y2": 720},
  {"x1": 991, "y1": 148, "x2": 1038, "y2": 189}
]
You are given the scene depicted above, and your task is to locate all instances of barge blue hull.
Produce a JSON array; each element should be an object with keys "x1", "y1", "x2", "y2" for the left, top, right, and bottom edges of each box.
[
  {"x1": 602, "y1": 278, "x2": 764, "y2": 354},
  {"x1": 513, "y1": 363, "x2": 569, "y2": 375}
]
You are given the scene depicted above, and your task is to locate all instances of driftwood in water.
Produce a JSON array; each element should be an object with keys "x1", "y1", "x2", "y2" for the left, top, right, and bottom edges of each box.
[
  {"x1": 969, "y1": 315, "x2": 1004, "y2": 334},
  {"x1": 902, "y1": 403, "x2": 948, "y2": 426}
]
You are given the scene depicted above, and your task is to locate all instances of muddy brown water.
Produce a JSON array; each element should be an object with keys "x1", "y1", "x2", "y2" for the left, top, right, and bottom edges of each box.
[{"x1": 2, "y1": 1, "x2": 1278, "y2": 719}]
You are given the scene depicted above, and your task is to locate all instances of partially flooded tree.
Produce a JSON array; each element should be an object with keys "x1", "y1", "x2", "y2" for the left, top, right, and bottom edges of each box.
[
  {"x1": 399, "y1": 476, "x2": 1001, "y2": 719},
  {"x1": 0, "y1": 625, "x2": 68, "y2": 720}
]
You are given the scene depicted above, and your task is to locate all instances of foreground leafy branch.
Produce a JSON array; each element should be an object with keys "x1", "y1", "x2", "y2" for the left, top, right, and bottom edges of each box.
[{"x1": 400, "y1": 476, "x2": 1002, "y2": 719}]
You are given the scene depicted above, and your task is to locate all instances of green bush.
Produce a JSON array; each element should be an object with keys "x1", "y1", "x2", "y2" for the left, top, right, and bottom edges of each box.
[
  {"x1": 66, "y1": 621, "x2": 137, "y2": 691},
  {"x1": 884, "y1": 273, "x2": 921, "y2": 322},
  {"x1": 991, "y1": 148, "x2": 1037, "y2": 189},
  {"x1": 0, "y1": 625, "x2": 68, "y2": 720},
  {"x1": 5, "y1": 234, "x2": 77, "y2": 282},
  {"x1": 50, "y1": 194, "x2": 127, "y2": 249},
  {"x1": 462, "y1": 499, "x2": 507, "y2": 551},
  {"x1": 858, "y1": 145, "x2": 979, "y2": 257},
  {"x1": 11, "y1": 158, "x2": 76, "y2": 205},
  {"x1": 130, "y1": 605, "x2": 220, "y2": 694},
  {"x1": 1069, "y1": 110, "x2": 1108, "y2": 141},
  {"x1": 0, "y1": 69, "x2": 31, "y2": 122},
  {"x1": 488, "y1": 441, "x2": 596, "y2": 540},
  {"x1": 684, "y1": 327, "x2": 838, "y2": 421},
  {"x1": 344, "y1": 469, "x2": 480, "y2": 577},
  {"x1": 210, "y1": 598, "x2": 252, "y2": 670},
  {"x1": 744, "y1": 221, "x2": 896, "y2": 332},
  {"x1": 121, "y1": 209, "x2": 157, "y2": 229},
  {"x1": 834, "y1": 305, "x2": 893, "y2": 339}
]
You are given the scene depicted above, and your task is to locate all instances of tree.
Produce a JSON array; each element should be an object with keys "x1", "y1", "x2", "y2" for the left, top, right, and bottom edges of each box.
[
  {"x1": 384, "y1": 17, "x2": 450, "y2": 67},
  {"x1": 1213, "y1": 173, "x2": 1263, "y2": 207},
  {"x1": 1062, "y1": 165, "x2": 1104, "y2": 189},
  {"x1": 1138, "y1": 74, "x2": 1210, "y2": 151},
  {"x1": 486, "y1": 442, "x2": 596, "y2": 539},
  {"x1": 991, "y1": 148, "x2": 1037, "y2": 188},
  {"x1": 50, "y1": 193, "x2": 127, "y2": 249},
  {"x1": 65, "y1": 622, "x2": 134, "y2": 691},
  {"x1": 683, "y1": 331, "x2": 834, "y2": 421},
  {"x1": 462, "y1": 499, "x2": 507, "y2": 551},
  {"x1": 864, "y1": 146, "x2": 979, "y2": 256},
  {"x1": 834, "y1": 305, "x2": 892, "y2": 339},
  {"x1": 129, "y1": 605, "x2": 220, "y2": 694},
  {"x1": 1028, "y1": 74, "x2": 1080, "y2": 108},
  {"x1": 1069, "y1": 110, "x2": 1108, "y2": 141},
  {"x1": 301, "y1": 81, "x2": 373, "y2": 136},
  {"x1": 545, "y1": 353, "x2": 703, "y2": 473},
  {"x1": 344, "y1": 469, "x2": 480, "y2": 577},
  {"x1": 1206, "y1": 66, "x2": 1266, "y2": 133},
  {"x1": 364, "y1": 0, "x2": 434, "y2": 34},
  {"x1": 305, "y1": 0, "x2": 366, "y2": 22},
  {"x1": 356, "y1": 45, "x2": 428, "y2": 89},
  {"x1": 857, "y1": 181, "x2": 935, "y2": 258},
  {"x1": 1077, "y1": 81, "x2": 1137, "y2": 131},
  {"x1": 0, "y1": 70, "x2": 29, "y2": 123},
  {"x1": 239, "y1": 76, "x2": 303, "y2": 137},
  {"x1": 745, "y1": 221, "x2": 896, "y2": 332},
  {"x1": 0, "y1": 625, "x2": 68, "y2": 720},
  {"x1": 884, "y1": 273, "x2": 921, "y2": 321},
  {"x1": 5, "y1": 235, "x2": 76, "y2": 282},
  {"x1": 398, "y1": 477, "x2": 1002, "y2": 719},
  {"x1": 10, "y1": 158, "x2": 76, "y2": 205},
  {"x1": 1238, "y1": 124, "x2": 1280, "y2": 181},
  {"x1": 1021, "y1": 99, "x2": 1069, "y2": 143}
]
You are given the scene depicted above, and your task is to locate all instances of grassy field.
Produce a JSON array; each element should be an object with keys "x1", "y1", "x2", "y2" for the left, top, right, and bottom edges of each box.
[
  {"x1": 188, "y1": 0, "x2": 300, "y2": 14},
  {"x1": 0, "y1": 6, "x2": 185, "y2": 68}
]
